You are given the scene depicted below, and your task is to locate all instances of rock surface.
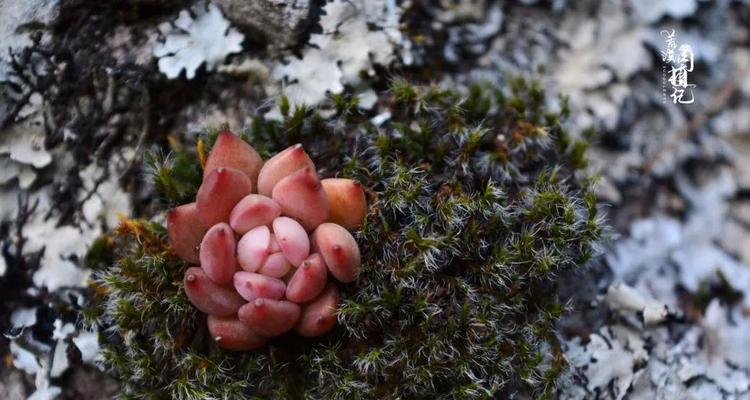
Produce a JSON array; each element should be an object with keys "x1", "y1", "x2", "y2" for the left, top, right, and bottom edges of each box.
[
  {"x1": 0, "y1": 0, "x2": 58, "y2": 79},
  {"x1": 213, "y1": 0, "x2": 311, "y2": 47},
  {"x1": 1, "y1": 0, "x2": 750, "y2": 398}
]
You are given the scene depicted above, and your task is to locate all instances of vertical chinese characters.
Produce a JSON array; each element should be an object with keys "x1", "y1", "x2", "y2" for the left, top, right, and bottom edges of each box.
[{"x1": 661, "y1": 29, "x2": 696, "y2": 105}]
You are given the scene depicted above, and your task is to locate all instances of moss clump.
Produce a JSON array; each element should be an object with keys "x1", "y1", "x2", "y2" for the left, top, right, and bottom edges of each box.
[{"x1": 88, "y1": 78, "x2": 602, "y2": 399}]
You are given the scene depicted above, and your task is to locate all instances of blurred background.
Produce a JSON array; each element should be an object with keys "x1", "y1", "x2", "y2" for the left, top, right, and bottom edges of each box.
[{"x1": 0, "y1": 0, "x2": 748, "y2": 398}]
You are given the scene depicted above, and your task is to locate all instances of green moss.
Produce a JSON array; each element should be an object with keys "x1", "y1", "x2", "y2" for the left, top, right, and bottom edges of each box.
[{"x1": 89, "y1": 78, "x2": 602, "y2": 399}]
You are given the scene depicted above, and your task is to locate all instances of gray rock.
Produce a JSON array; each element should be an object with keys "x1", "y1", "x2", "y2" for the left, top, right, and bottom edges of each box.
[
  {"x1": 0, "y1": 0, "x2": 59, "y2": 79},
  {"x1": 213, "y1": 0, "x2": 312, "y2": 47},
  {"x1": 0, "y1": 368, "x2": 27, "y2": 400}
]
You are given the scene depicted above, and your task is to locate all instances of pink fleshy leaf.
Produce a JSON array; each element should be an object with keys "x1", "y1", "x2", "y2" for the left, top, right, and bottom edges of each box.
[
  {"x1": 295, "y1": 283, "x2": 340, "y2": 337},
  {"x1": 311, "y1": 223, "x2": 361, "y2": 283},
  {"x1": 199, "y1": 223, "x2": 237, "y2": 285},
  {"x1": 196, "y1": 167, "x2": 253, "y2": 227},
  {"x1": 204, "y1": 130, "x2": 263, "y2": 185},
  {"x1": 183, "y1": 267, "x2": 245, "y2": 317},
  {"x1": 233, "y1": 271, "x2": 286, "y2": 302},
  {"x1": 238, "y1": 298, "x2": 301, "y2": 337},
  {"x1": 285, "y1": 253, "x2": 327, "y2": 303},
  {"x1": 272, "y1": 216, "x2": 310, "y2": 267},
  {"x1": 229, "y1": 194, "x2": 281, "y2": 235},
  {"x1": 207, "y1": 315, "x2": 268, "y2": 351},
  {"x1": 321, "y1": 178, "x2": 367, "y2": 231},
  {"x1": 256, "y1": 144, "x2": 315, "y2": 197},
  {"x1": 167, "y1": 202, "x2": 207, "y2": 263},
  {"x1": 257, "y1": 252, "x2": 292, "y2": 278},
  {"x1": 272, "y1": 167, "x2": 329, "y2": 231},
  {"x1": 237, "y1": 225, "x2": 271, "y2": 272},
  {"x1": 269, "y1": 234, "x2": 281, "y2": 253}
]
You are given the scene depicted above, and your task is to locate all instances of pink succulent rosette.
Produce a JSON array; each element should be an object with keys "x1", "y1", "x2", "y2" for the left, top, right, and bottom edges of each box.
[{"x1": 167, "y1": 131, "x2": 367, "y2": 351}]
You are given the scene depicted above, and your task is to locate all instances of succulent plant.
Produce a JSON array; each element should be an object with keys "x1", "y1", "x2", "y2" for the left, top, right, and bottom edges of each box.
[
  {"x1": 168, "y1": 134, "x2": 366, "y2": 349},
  {"x1": 88, "y1": 78, "x2": 602, "y2": 399}
]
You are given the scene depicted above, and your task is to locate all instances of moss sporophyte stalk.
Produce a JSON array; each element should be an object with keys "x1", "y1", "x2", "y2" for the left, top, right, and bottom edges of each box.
[{"x1": 86, "y1": 78, "x2": 602, "y2": 399}]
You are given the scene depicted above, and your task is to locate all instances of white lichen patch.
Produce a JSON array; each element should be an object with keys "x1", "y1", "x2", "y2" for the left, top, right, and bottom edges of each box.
[
  {"x1": 24, "y1": 160, "x2": 132, "y2": 292},
  {"x1": 563, "y1": 325, "x2": 648, "y2": 400},
  {"x1": 10, "y1": 341, "x2": 41, "y2": 374},
  {"x1": 154, "y1": 3, "x2": 244, "y2": 79},
  {"x1": 2, "y1": 161, "x2": 128, "y2": 397},
  {"x1": 565, "y1": 165, "x2": 750, "y2": 398},
  {"x1": 21, "y1": 186, "x2": 94, "y2": 292},
  {"x1": 563, "y1": 306, "x2": 750, "y2": 398},
  {"x1": 48, "y1": 319, "x2": 75, "y2": 378},
  {"x1": 72, "y1": 331, "x2": 103, "y2": 366},
  {"x1": 10, "y1": 307, "x2": 38, "y2": 331},
  {"x1": 9, "y1": 337, "x2": 61, "y2": 400},
  {"x1": 27, "y1": 368, "x2": 61, "y2": 400},
  {"x1": 272, "y1": 48, "x2": 343, "y2": 108},
  {"x1": 79, "y1": 163, "x2": 132, "y2": 229},
  {"x1": 0, "y1": 121, "x2": 52, "y2": 169},
  {"x1": 630, "y1": 0, "x2": 698, "y2": 23},
  {"x1": 272, "y1": 0, "x2": 408, "y2": 110},
  {"x1": 0, "y1": 0, "x2": 58, "y2": 80},
  {"x1": 554, "y1": 2, "x2": 651, "y2": 130},
  {"x1": 0, "y1": 96, "x2": 51, "y2": 196}
]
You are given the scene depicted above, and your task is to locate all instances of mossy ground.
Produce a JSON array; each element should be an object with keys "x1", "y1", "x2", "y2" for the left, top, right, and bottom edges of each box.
[{"x1": 86, "y1": 77, "x2": 602, "y2": 399}]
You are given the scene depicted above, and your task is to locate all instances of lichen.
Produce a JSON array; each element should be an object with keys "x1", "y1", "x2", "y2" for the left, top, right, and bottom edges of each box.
[
  {"x1": 154, "y1": 3, "x2": 244, "y2": 80},
  {"x1": 88, "y1": 77, "x2": 602, "y2": 399}
]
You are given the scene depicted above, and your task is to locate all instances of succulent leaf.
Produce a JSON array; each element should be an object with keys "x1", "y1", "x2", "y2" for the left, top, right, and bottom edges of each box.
[
  {"x1": 184, "y1": 267, "x2": 245, "y2": 316},
  {"x1": 295, "y1": 283, "x2": 340, "y2": 337},
  {"x1": 257, "y1": 252, "x2": 292, "y2": 278},
  {"x1": 272, "y1": 167, "x2": 330, "y2": 231},
  {"x1": 204, "y1": 130, "x2": 264, "y2": 185},
  {"x1": 286, "y1": 253, "x2": 328, "y2": 303},
  {"x1": 229, "y1": 194, "x2": 282, "y2": 235},
  {"x1": 321, "y1": 178, "x2": 367, "y2": 230},
  {"x1": 236, "y1": 225, "x2": 271, "y2": 272},
  {"x1": 272, "y1": 216, "x2": 310, "y2": 267},
  {"x1": 238, "y1": 299, "x2": 301, "y2": 337},
  {"x1": 167, "y1": 202, "x2": 206, "y2": 263},
  {"x1": 233, "y1": 271, "x2": 286, "y2": 302},
  {"x1": 207, "y1": 315, "x2": 268, "y2": 351},
  {"x1": 257, "y1": 143, "x2": 316, "y2": 197},
  {"x1": 199, "y1": 222, "x2": 237, "y2": 285},
  {"x1": 196, "y1": 167, "x2": 253, "y2": 227},
  {"x1": 311, "y1": 223, "x2": 361, "y2": 283}
]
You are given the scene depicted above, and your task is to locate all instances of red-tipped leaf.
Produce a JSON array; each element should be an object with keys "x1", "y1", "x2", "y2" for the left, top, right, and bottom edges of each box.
[
  {"x1": 311, "y1": 223, "x2": 361, "y2": 283},
  {"x1": 238, "y1": 298, "x2": 301, "y2": 337},
  {"x1": 229, "y1": 194, "x2": 281, "y2": 235},
  {"x1": 272, "y1": 167, "x2": 329, "y2": 231},
  {"x1": 285, "y1": 253, "x2": 328, "y2": 303},
  {"x1": 199, "y1": 223, "x2": 236, "y2": 285},
  {"x1": 295, "y1": 283, "x2": 339, "y2": 337},
  {"x1": 183, "y1": 267, "x2": 245, "y2": 316},
  {"x1": 207, "y1": 316, "x2": 268, "y2": 351},
  {"x1": 167, "y1": 202, "x2": 207, "y2": 263},
  {"x1": 196, "y1": 167, "x2": 253, "y2": 227},
  {"x1": 233, "y1": 271, "x2": 286, "y2": 302},
  {"x1": 272, "y1": 216, "x2": 310, "y2": 267},
  {"x1": 204, "y1": 131, "x2": 263, "y2": 185},
  {"x1": 257, "y1": 144, "x2": 315, "y2": 197},
  {"x1": 321, "y1": 178, "x2": 367, "y2": 231}
]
